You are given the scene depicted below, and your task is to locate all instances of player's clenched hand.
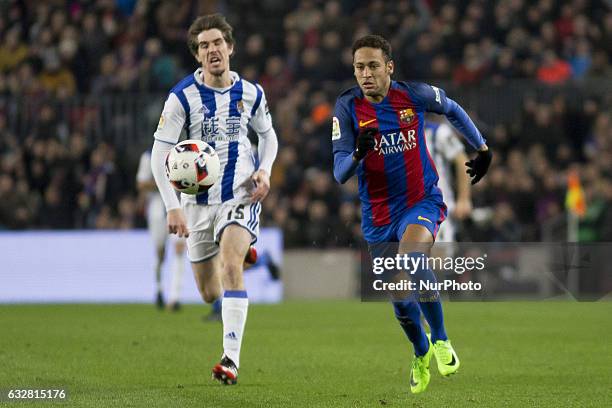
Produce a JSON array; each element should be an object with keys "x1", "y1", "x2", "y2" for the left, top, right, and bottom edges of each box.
[
  {"x1": 466, "y1": 147, "x2": 492, "y2": 185},
  {"x1": 251, "y1": 169, "x2": 270, "y2": 202},
  {"x1": 353, "y1": 127, "x2": 377, "y2": 160},
  {"x1": 167, "y1": 208, "x2": 189, "y2": 238}
]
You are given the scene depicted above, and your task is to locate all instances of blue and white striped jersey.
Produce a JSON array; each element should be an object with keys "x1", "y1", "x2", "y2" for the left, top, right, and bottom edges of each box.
[{"x1": 154, "y1": 69, "x2": 272, "y2": 205}]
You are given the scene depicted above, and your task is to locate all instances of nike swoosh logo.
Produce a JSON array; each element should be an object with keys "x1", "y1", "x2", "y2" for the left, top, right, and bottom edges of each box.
[
  {"x1": 359, "y1": 119, "x2": 376, "y2": 127},
  {"x1": 418, "y1": 216, "x2": 432, "y2": 224},
  {"x1": 446, "y1": 354, "x2": 457, "y2": 366}
]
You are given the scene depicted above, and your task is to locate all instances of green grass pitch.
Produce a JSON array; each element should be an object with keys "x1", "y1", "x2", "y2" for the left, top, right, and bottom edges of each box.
[{"x1": 1, "y1": 301, "x2": 610, "y2": 407}]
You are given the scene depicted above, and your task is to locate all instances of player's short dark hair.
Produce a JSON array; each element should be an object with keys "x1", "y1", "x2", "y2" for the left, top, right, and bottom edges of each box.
[
  {"x1": 352, "y1": 35, "x2": 393, "y2": 61},
  {"x1": 187, "y1": 14, "x2": 234, "y2": 56}
]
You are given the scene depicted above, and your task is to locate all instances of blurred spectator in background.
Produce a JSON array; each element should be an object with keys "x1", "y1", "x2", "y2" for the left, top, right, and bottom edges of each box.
[
  {"x1": 0, "y1": 25, "x2": 29, "y2": 72},
  {"x1": 537, "y1": 49, "x2": 572, "y2": 84}
]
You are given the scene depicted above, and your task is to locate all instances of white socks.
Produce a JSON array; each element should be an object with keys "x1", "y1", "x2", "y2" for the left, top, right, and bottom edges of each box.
[
  {"x1": 154, "y1": 258, "x2": 163, "y2": 292},
  {"x1": 168, "y1": 252, "x2": 184, "y2": 303},
  {"x1": 222, "y1": 291, "x2": 249, "y2": 368}
]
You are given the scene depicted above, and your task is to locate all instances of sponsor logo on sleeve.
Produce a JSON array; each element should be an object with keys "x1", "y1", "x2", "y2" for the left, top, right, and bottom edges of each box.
[
  {"x1": 332, "y1": 116, "x2": 341, "y2": 140},
  {"x1": 432, "y1": 86, "x2": 441, "y2": 104}
]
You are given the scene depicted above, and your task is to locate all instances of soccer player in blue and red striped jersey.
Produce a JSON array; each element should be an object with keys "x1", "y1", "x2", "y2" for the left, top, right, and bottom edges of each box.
[{"x1": 332, "y1": 35, "x2": 492, "y2": 393}]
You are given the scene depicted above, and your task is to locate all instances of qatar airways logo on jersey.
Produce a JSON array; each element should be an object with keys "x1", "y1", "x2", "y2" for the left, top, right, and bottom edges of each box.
[{"x1": 375, "y1": 129, "x2": 417, "y2": 155}]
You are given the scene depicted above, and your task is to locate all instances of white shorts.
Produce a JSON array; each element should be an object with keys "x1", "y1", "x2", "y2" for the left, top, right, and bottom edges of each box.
[
  {"x1": 147, "y1": 196, "x2": 168, "y2": 249},
  {"x1": 183, "y1": 200, "x2": 261, "y2": 262}
]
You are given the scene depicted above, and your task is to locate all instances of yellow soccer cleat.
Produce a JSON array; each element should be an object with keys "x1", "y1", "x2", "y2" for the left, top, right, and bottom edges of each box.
[
  {"x1": 409, "y1": 340, "x2": 433, "y2": 394},
  {"x1": 432, "y1": 338, "x2": 460, "y2": 376}
]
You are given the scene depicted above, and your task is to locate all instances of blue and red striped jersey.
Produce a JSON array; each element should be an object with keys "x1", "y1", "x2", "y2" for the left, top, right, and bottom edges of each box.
[{"x1": 332, "y1": 81, "x2": 451, "y2": 228}]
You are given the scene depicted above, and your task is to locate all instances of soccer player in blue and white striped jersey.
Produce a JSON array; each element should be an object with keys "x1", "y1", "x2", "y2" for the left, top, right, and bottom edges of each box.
[{"x1": 150, "y1": 14, "x2": 278, "y2": 385}]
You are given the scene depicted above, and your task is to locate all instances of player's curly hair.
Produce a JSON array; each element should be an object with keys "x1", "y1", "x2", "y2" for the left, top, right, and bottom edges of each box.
[
  {"x1": 352, "y1": 35, "x2": 393, "y2": 61},
  {"x1": 187, "y1": 14, "x2": 234, "y2": 56}
]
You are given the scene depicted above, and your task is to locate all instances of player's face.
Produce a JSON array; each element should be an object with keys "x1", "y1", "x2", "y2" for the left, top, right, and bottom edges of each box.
[
  {"x1": 195, "y1": 28, "x2": 234, "y2": 76},
  {"x1": 353, "y1": 47, "x2": 393, "y2": 102}
]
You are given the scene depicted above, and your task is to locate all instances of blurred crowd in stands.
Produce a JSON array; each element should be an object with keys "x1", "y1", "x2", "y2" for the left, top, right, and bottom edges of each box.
[{"x1": 0, "y1": 0, "x2": 610, "y2": 245}]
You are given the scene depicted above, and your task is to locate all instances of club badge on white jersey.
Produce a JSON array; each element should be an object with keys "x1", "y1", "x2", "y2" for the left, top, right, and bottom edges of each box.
[{"x1": 154, "y1": 69, "x2": 272, "y2": 206}]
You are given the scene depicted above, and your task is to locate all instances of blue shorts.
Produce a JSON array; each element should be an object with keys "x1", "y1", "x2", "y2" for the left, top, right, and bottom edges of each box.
[{"x1": 362, "y1": 196, "x2": 447, "y2": 244}]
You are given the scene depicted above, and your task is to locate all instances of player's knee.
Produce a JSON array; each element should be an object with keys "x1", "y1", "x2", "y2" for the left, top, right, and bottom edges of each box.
[
  {"x1": 194, "y1": 278, "x2": 221, "y2": 303},
  {"x1": 202, "y1": 290, "x2": 220, "y2": 304},
  {"x1": 199, "y1": 282, "x2": 221, "y2": 303},
  {"x1": 400, "y1": 224, "x2": 434, "y2": 247}
]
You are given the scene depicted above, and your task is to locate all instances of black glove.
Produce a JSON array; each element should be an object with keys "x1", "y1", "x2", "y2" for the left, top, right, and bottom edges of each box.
[
  {"x1": 353, "y1": 127, "x2": 377, "y2": 160},
  {"x1": 465, "y1": 148, "x2": 492, "y2": 185}
]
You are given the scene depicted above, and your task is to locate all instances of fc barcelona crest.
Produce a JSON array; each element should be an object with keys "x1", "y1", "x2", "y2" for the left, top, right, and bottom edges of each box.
[{"x1": 399, "y1": 108, "x2": 415, "y2": 124}]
